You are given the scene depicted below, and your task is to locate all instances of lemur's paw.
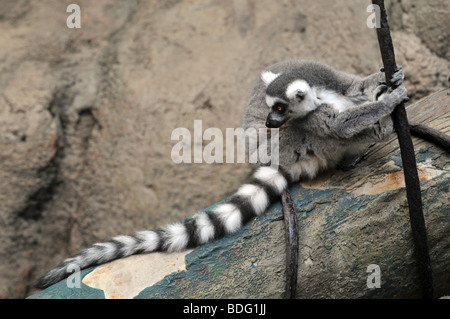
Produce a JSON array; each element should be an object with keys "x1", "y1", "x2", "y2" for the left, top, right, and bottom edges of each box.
[
  {"x1": 380, "y1": 84, "x2": 408, "y2": 108},
  {"x1": 390, "y1": 66, "x2": 404, "y2": 87},
  {"x1": 378, "y1": 66, "x2": 404, "y2": 88},
  {"x1": 374, "y1": 82, "x2": 388, "y2": 101}
]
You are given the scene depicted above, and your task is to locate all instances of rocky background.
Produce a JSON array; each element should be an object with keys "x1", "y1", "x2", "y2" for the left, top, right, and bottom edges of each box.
[{"x1": 0, "y1": 0, "x2": 448, "y2": 298}]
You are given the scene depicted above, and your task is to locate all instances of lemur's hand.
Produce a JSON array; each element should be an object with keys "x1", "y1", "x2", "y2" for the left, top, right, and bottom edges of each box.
[
  {"x1": 378, "y1": 84, "x2": 408, "y2": 110},
  {"x1": 390, "y1": 66, "x2": 404, "y2": 88},
  {"x1": 375, "y1": 66, "x2": 405, "y2": 102},
  {"x1": 374, "y1": 82, "x2": 388, "y2": 101},
  {"x1": 379, "y1": 66, "x2": 404, "y2": 87}
]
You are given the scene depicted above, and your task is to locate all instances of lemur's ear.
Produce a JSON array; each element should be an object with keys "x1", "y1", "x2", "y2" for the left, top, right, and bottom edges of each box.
[{"x1": 261, "y1": 71, "x2": 280, "y2": 86}]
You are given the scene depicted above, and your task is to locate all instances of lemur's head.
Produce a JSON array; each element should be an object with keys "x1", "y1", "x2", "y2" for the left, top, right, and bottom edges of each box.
[{"x1": 261, "y1": 70, "x2": 320, "y2": 128}]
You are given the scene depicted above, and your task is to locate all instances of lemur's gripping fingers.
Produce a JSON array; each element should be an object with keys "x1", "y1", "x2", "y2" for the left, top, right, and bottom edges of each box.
[
  {"x1": 374, "y1": 82, "x2": 388, "y2": 101},
  {"x1": 379, "y1": 66, "x2": 404, "y2": 88},
  {"x1": 390, "y1": 66, "x2": 404, "y2": 88},
  {"x1": 379, "y1": 84, "x2": 408, "y2": 109}
]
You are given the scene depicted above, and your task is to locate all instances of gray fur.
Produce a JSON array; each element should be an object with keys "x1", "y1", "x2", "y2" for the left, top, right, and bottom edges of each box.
[
  {"x1": 243, "y1": 59, "x2": 407, "y2": 180},
  {"x1": 265, "y1": 60, "x2": 356, "y2": 98}
]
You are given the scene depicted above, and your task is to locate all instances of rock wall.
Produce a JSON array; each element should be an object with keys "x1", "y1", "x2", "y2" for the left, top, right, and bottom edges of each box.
[{"x1": 0, "y1": 0, "x2": 448, "y2": 298}]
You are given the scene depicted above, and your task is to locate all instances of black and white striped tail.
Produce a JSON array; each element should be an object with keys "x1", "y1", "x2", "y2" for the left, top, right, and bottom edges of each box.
[{"x1": 36, "y1": 166, "x2": 290, "y2": 289}]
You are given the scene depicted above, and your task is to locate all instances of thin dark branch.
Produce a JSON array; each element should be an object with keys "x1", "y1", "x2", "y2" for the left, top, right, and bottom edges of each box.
[
  {"x1": 372, "y1": 0, "x2": 433, "y2": 299},
  {"x1": 281, "y1": 189, "x2": 299, "y2": 299}
]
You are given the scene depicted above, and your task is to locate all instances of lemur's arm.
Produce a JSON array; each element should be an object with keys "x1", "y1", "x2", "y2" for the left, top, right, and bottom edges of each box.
[
  {"x1": 351, "y1": 67, "x2": 449, "y2": 150},
  {"x1": 320, "y1": 84, "x2": 407, "y2": 140},
  {"x1": 346, "y1": 67, "x2": 403, "y2": 102}
]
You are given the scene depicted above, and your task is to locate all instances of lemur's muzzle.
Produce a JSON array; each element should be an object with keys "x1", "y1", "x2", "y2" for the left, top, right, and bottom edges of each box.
[{"x1": 266, "y1": 112, "x2": 288, "y2": 128}]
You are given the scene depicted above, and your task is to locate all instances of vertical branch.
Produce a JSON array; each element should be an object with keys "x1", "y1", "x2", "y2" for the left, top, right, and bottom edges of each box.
[
  {"x1": 371, "y1": 0, "x2": 433, "y2": 299},
  {"x1": 281, "y1": 189, "x2": 299, "y2": 299}
]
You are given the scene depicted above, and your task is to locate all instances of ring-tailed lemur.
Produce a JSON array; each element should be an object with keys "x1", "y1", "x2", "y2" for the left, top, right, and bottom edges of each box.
[{"x1": 37, "y1": 59, "x2": 444, "y2": 289}]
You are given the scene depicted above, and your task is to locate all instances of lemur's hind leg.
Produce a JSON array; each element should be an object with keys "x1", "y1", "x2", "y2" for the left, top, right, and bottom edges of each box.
[{"x1": 336, "y1": 152, "x2": 366, "y2": 171}]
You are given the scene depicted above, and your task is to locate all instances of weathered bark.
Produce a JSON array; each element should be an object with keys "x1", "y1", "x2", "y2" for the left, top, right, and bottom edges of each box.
[{"x1": 29, "y1": 89, "x2": 450, "y2": 299}]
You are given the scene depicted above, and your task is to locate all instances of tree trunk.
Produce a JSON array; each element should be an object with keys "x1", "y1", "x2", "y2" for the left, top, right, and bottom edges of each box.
[{"x1": 29, "y1": 89, "x2": 450, "y2": 299}]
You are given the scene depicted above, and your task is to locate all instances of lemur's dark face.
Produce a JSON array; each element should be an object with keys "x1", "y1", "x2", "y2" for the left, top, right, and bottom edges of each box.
[
  {"x1": 265, "y1": 100, "x2": 290, "y2": 128},
  {"x1": 261, "y1": 71, "x2": 317, "y2": 128}
]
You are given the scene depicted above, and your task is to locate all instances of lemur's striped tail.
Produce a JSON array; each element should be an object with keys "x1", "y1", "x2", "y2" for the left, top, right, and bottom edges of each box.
[{"x1": 36, "y1": 166, "x2": 290, "y2": 289}]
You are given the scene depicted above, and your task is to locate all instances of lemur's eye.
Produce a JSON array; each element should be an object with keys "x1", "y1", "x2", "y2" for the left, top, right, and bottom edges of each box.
[{"x1": 275, "y1": 104, "x2": 287, "y2": 113}]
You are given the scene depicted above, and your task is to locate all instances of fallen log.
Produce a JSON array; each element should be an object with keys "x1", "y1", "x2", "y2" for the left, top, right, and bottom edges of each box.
[{"x1": 29, "y1": 89, "x2": 450, "y2": 299}]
